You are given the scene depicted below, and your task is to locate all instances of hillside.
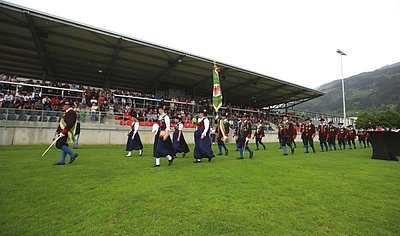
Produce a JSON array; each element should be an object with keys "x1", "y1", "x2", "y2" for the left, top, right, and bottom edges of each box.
[{"x1": 297, "y1": 62, "x2": 400, "y2": 116}]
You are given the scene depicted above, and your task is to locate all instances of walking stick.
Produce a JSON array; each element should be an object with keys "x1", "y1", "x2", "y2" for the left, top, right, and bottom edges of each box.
[{"x1": 41, "y1": 135, "x2": 61, "y2": 157}]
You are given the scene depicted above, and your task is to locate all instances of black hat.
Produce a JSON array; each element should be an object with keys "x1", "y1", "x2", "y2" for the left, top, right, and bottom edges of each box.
[
  {"x1": 338, "y1": 122, "x2": 343, "y2": 125},
  {"x1": 348, "y1": 124, "x2": 353, "y2": 127},
  {"x1": 328, "y1": 121, "x2": 333, "y2": 124},
  {"x1": 319, "y1": 118, "x2": 325, "y2": 121},
  {"x1": 305, "y1": 117, "x2": 311, "y2": 121}
]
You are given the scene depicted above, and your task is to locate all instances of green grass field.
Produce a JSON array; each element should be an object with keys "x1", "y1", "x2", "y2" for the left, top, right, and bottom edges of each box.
[{"x1": 0, "y1": 143, "x2": 399, "y2": 235}]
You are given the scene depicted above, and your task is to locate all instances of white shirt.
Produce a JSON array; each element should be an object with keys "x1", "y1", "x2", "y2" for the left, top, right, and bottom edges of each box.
[
  {"x1": 159, "y1": 114, "x2": 171, "y2": 131},
  {"x1": 178, "y1": 123, "x2": 183, "y2": 131},
  {"x1": 197, "y1": 117, "x2": 210, "y2": 137},
  {"x1": 133, "y1": 122, "x2": 139, "y2": 135},
  {"x1": 152, "y1": 123, "x2": 159, "y2": 134}
]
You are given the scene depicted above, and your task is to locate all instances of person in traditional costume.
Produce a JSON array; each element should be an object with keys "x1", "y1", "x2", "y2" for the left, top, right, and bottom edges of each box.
[
  {"x1": 327, "y1": 121, "x2": 338, "y2": 151},
  {"x1": 73, "y1": 108, "x2": 81, "y2": 149},
  {"x1": 254, "y1": 120, "x2": 266, "y2": 150},
  {"x1": 347, "y1": 125, "x2": 357, "y2": 149},
  {"x1": 236, "y1": 113, "x2": 254, "y2": 159},
  {"x1": 53, "y1": 100, "x2": 78, "y2": 165},
  {"x1": 153, "y1": 105, "x2": 175, "y2": 167},
  {"x1": 302, "y1": 117, "x2": 316, "y2": 153},
  {"x1": 193, "y1": 108, "x2": 215, "y2": 163},
  {"x1": 215, "y1": 113, "x2": 229, "y2": 156},
  {"x1": 337, "y1": 122, "x2": 347, "y2": 150},
  {"x1": 317, "y1": 118, "x2": 329, "y2": 152},
  {"x1": 279, "y1": 114, "x2": 296, "y2": 156},
  {"x1": 172, "y1": 116, "x2": 190, "y2": 157},
  {"x1": 357, "y1": 127, "x2": 367, "y2": 149},
  {"x1": 126, "y1": 113, "x2": 143, "y2": 157}
]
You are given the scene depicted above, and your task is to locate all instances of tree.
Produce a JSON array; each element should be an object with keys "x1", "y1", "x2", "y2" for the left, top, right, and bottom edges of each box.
[
  {"x1": 356, "y1": 112, "x2": 378, "y2": 129},
  {"x1": 356, "y1": 110, "x2": 400, "y2": 129},
  {"x1": 377, "y1": 110, "x2": 400, "y2": 128}
]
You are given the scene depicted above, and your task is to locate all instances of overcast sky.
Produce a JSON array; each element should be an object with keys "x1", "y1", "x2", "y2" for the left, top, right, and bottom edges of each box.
[{"x1": 8, "y1": 0, "x2": 400, "y2": 89}]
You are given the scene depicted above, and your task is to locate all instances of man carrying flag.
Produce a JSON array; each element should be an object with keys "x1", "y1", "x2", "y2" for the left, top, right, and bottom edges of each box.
[{"x1": 216, "y1": 113, "x2": 229, "y2": 156}]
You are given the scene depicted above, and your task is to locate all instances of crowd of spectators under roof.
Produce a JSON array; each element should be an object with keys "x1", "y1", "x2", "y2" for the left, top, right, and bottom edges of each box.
[{"x1": 0, "y1": 74, "x2": 291, "y2": 126}]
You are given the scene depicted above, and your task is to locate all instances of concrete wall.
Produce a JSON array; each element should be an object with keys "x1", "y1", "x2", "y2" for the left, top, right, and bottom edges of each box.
[{"x1": 0, "y1": 125, "x2": 311, "y2": 145}]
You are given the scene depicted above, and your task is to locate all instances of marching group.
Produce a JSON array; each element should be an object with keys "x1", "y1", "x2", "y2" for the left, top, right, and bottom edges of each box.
[
  {"x1": 278, "y1": 115, "x2": 371, "y2": 157},
  {"x1": 51, "y1": 101, "x2": 372, "y2": 167}
]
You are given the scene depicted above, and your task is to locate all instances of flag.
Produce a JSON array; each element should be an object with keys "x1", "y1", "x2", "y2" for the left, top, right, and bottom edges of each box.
[{"x1": 212, "y1": 64, "x2": 222, "y2": 112}]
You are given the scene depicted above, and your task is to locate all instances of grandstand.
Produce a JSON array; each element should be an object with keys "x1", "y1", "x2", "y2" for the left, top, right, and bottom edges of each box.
[{"x1": 0, "y1": 1, "x2": 323, "y2": 109}]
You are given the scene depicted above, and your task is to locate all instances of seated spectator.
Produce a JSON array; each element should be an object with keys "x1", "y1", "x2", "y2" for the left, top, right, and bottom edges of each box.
[{"x1": 34, "y1": 101, "x2": 43, "y2": 110}]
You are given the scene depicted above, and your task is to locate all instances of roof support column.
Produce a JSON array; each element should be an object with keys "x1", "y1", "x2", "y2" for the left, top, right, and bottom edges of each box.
[
  {"x1": 148, "y1": 55, "x2": 185, "y2": 92},
  {"x1": 285, "y1": 103, "x2": 288, "y2": 114},
  {"x1": 104, "y1": 37, "x2": 123, "y2": 88}
]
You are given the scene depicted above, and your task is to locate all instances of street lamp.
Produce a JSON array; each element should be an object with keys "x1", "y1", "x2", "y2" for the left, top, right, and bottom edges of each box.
[{"x1": 336, "y1": 49, "x2": 347, "y2": 126}]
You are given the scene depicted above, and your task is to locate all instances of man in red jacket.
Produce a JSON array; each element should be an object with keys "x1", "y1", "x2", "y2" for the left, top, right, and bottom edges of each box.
[
  {"x1": 338, "y1": 122, "x2": 347, "y2": 150},
  {"x1": 318, "y1": 118, "x2": 329, "y2": 152},
  {"x1": 347, "y1": 125, "x2": 357, "y2": 149},
  {"x1": 236, "y1": 113, "x2": 254, "y2": 159},
  {"x1": 279, "y1": 114, "x2": 296, "y2": 156},
  {"x1": 302, "y1": 117, "x2": 316, "y2": 153},
  {"x1": 53, "y1": 100, "x2": 78, "y2": 165}
]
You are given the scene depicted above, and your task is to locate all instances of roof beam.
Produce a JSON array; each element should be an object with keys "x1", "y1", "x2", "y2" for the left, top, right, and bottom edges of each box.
[
  {"x1": 148, "y1": 55, "x2": 185, "y2": 92},
  {"x1": 104, "y1": 37, "x2": 123, "y2": 88},
  {"x1": 26, "y1": 13, "x2": 57, "y2": 81},
  {"x1": 285, "y1": 97, "x2": 316, "y2": 108}
]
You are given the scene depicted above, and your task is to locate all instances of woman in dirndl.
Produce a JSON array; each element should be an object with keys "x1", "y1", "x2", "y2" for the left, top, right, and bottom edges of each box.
[
  {"x1": 126, "y1": 115, "x2": 143, "y2": 157},
  {"x1": 172, "y1": 116, "x2": 190, "y2": 157},
  {"x1": 193, "y1": 108, "x2": 214, "y2": 163},
  {"x1": 153, "y1": 106, "x2": 175, "y2": 167}
]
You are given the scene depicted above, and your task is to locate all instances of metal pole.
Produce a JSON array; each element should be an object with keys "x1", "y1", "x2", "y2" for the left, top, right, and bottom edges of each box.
[{"x1": 340, "y1": 54, "x2": 347, "y2": 126}]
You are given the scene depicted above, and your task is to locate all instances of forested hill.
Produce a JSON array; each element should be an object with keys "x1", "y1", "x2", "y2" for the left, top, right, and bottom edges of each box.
[{"x1": 297, "y1": 62, "x2": 400, "y2": 116}]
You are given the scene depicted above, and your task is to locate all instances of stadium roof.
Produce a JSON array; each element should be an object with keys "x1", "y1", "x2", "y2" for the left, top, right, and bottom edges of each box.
[{"x1": 0, "y1": 1, "x2": 323, "y2": 107}]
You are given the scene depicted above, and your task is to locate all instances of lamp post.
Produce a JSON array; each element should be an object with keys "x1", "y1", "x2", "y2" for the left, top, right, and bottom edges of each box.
[{"x1": 336, "y1": 49, "x2": 347, "y2": 126}]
